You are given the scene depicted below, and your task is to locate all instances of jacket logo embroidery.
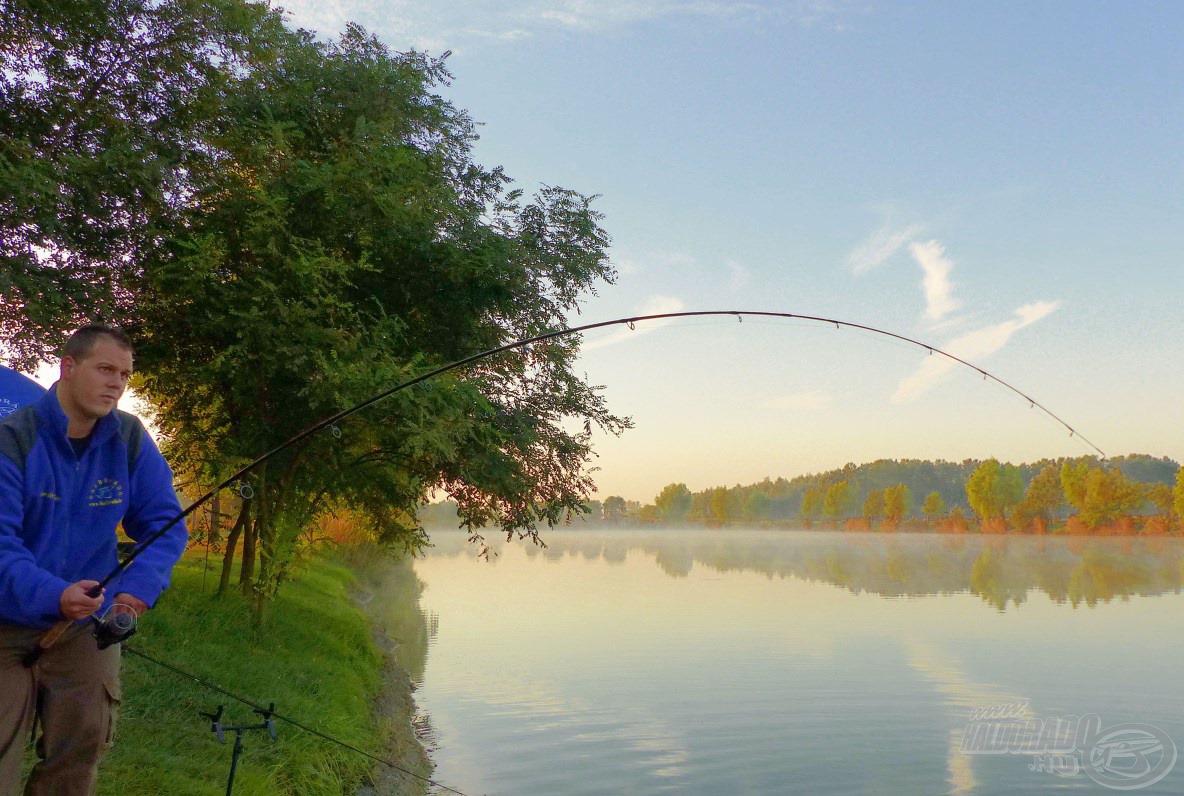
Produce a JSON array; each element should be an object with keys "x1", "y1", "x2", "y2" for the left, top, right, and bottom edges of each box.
[
  {"x1": 88, "y1": 478, "x2": 125, "y2": 507},
  {"x1": 0, "y1": 398, "x2": 17, "y2": 418},
  {"x1": 40, "y1": 491, "x2": 61, "y2": 502}
]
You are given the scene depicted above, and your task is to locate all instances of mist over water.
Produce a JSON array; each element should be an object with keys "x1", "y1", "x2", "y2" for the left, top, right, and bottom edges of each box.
[{"x1": 369, "y1": 530, "x2": 1184, "y2": 795}]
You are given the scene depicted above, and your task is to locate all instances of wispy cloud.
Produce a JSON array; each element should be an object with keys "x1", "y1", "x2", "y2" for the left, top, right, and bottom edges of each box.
[
  {"x1": 762, "y1": 390, "x2": 832, "y2": 411},
  {"x1": 909, "y1": 240, "x2": 960, "y2": 324},
  {"x1": 581, "y1": 295, "x2": 686, "y2": 351},
  {"x1": 847, "y1": 224, "x2": 923, "y2": 274},
  {"x1": 892, "y1": 300, "x2": 1062, "y2": 403}
]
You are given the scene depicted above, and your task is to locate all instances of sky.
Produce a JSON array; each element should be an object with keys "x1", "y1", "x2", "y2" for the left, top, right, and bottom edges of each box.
[
  {"x1": 248, "y1": 1, "x2": 1184, "y2": 502},
  {"x1": 38, "y1": 1, "x2": 1184, "y2": 503}
]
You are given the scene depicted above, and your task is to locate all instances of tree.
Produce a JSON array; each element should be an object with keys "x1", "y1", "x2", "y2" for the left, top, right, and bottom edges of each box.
[
  {"x1": 1145, "y1": 483, "x2": 1172, "y2": 518},
  {"x1": 707, "y1": 487, "x2": 730, "y2": 523},
  {"x1": 1, "y1": 0, "x2": 286, "y2": 367},
  {"x1": 862, "y1": 489, "x2": 884, "y2": 523},
  {"x1": 654, "y1": 483, "x2": 692, "y2": 521},
  {"x1": 14, "y1": 15, "x2": 630, "y2": 615},
  {"x1": 602, "y1": 496, "x2": 627, "y2": 524},
  {"x1": 1174, "y1": 468, "x2": 1184, "y2": 527},
  {"x1": 966, "y1": 459, "x2": 1023, "y2": 522},
  {"x1": 743, "y1": 490, "x2": 769, "y2": 521},
  {"x1": 822, "y1": 480, "x2": 853, "y2": 520},
  {"x1": 1012, "y1": 464, "x2": 1065, "y2": 531},
  {"x1": 1076, "y1": 468, "x2": 1144, "y2": 529},
  {"x1": 883, "y1": 483, "x2": 912, "y2": 524},
  {"x1": 921, "y1": 491, "x2": 945, "y2": 522},
  {"x1": 1060, "y1": 459, "x2": 1091, "y2": 513},
  {"x1": 800, "y1": 485, "x2": 823, "y2": 522}
]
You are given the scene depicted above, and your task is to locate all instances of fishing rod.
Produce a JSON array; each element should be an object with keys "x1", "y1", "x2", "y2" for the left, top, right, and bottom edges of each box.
[{"x1": 30, "y1": 309, "x2": 1106, "y2": 656}]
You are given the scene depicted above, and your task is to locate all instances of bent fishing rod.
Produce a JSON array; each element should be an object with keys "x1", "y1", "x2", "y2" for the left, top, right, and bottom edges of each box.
[{"x1": 31, "y1": 309, "x2": 1107, "y2": 655}]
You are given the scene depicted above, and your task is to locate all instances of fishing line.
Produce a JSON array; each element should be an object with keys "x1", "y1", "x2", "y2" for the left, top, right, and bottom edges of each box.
[{"x1": 121, "y1": 645, "x2": 473, "y2": 796}]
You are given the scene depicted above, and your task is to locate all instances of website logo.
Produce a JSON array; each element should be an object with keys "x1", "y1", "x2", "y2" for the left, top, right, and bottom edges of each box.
[{"x1": 961, "y1": 704, "x2": 1177, "y2": 791}]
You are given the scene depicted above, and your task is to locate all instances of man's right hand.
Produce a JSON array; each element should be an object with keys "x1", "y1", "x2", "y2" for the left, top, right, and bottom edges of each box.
[{"x1": 59, "y1": 580, "x2": 104, "y2": 620}]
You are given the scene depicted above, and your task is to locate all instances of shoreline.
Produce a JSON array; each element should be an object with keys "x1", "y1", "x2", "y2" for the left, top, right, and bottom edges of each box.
[{"x1": 350, "y1": 584, "x2": 433, "y2": 796}]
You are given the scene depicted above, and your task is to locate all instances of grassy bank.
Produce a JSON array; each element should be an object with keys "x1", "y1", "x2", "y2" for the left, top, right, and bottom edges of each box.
[{"x1": 70, "y1": 554, "x2": 429, "y2": 795}]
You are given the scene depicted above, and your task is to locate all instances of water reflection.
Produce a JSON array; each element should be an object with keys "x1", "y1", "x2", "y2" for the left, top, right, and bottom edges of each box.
[
  {"x1": 426, "y1": 530, "x2": 1184, "y2": 611},
  {"x1": 397, "y1": 530, "x2": 1184, "y2": 795}
]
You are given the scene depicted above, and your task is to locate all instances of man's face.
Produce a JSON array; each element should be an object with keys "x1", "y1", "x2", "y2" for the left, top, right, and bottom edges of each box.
[{"x1": 60, "y1": 336, "x2": 134, "y2": 420}]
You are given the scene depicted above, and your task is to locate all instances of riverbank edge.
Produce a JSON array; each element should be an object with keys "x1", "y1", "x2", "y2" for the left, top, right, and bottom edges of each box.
[{"x1": 349, "y1": 584, "x2": 433, "y2": 796}]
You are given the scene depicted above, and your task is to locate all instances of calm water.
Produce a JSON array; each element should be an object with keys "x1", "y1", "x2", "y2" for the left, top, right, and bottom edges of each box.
[{"x1": 367, "y1": 530, "x2": 1184, "y2": 795}]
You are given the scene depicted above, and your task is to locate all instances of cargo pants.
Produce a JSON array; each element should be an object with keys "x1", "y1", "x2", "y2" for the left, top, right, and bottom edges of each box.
[{"x1": 0, "y1": 622, "x2": 121, "y2": 796}]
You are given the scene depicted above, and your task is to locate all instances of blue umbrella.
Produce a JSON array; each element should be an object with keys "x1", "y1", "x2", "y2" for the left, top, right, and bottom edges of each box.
[{"x1": 0, "y1": 364, "x2": 46, "y2": 419}]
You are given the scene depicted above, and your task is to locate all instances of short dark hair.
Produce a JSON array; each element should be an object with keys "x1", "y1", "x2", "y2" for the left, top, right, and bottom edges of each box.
[{"x1": 63, "y1": 323, "x2": 134, "y2": 362}]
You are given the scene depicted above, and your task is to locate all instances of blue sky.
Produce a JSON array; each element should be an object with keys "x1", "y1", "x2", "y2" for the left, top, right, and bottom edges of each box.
[
  {"x1": 267, "y1": 0, "x2": 1184, "y2": 502},
  {"x1": 26, "y1": 1, "x2": 1173, "y2": 503}
]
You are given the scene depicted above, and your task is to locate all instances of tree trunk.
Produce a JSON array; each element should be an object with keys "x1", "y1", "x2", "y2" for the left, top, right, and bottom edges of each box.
[
  {"x1": 241, "y1": 466, "x2": 265, "y2": 596},
  {"x1": 239, "y1": 516, "x2": 257, "y2": 594},
  {"x1": 217, "y1": 499, "x2": 250, "y2": 597}
]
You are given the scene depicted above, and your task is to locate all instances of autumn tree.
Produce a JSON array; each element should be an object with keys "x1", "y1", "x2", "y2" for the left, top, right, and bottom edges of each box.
[
  {"x1": 708, "y1": 487, "x2": 730, "y2": 523},
  {"x1": 921, "y1": 491, "x2": 945, "y2": 522},
  {"x1": 822, "y1": 480, "x2": 853, "y2": 520},
  {"x1": 800, "y1": 485, "x2": 823, "y2": 522},
  {"x1": 966, "y1": 459, "x2": 1023, "y2": 523},
  {"x1": 654, "y1": 483, "x2": 692, "y2": 521},
  {"x1": 883, "y1": 483, "x2": 912, "y2": 524},
  {"x1": 1011, "y1": 464, "x2": 1065, "y2": 531},
  {"x1": 862, "y1": 489, "x2": 884, "y2": 524},
  {"x1": 1076, "y1": 468, "x2": 1145, "y2": 529},
  {"x1": 1174, "y1": 468, "x2": 1184, "y2": 529}
]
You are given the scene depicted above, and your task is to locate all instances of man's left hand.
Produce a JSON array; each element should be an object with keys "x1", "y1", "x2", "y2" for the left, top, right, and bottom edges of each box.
[{"x1": 114, "y1": 593, "x2": 148, "y2": 616}]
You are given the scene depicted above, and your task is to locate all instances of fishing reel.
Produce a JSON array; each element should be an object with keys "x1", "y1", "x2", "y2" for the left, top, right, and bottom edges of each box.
[{"x1": 93, "y1": 603, "x2": 138, "y2": 650}]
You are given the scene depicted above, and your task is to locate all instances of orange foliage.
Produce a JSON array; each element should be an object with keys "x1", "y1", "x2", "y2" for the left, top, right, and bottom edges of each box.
[
  {"x1": 1142, "y1": 516, "x2": 1171, "y2": 536},
  {"x1": 937, "y1": 515, "x2": 969, "y2": 534},
  {"x1": 981, "y1": 518, "x2": 1008, "y2": 535},
  {"x1": 317, "y1": 511, "x2": 369, "y2": 545}
]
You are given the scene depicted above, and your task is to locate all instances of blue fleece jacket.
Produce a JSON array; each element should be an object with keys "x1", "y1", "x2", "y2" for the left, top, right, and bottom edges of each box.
[
  {"x1": 0, "y1": 385, "x2": 188, "y2": 629},
  {"x1": 0, "y1": 365, "x2": 45, "y2": 419}
]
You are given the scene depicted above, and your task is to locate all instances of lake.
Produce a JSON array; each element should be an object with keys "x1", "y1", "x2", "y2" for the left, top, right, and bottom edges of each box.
[{"x1": 365, "y1": 529, "x2": 1184, "y2": 795}]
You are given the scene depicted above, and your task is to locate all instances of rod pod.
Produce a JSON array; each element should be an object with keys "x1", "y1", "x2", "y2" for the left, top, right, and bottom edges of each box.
[{"x1": 200, "y1": 703, "x2": 278, "y2": 796}]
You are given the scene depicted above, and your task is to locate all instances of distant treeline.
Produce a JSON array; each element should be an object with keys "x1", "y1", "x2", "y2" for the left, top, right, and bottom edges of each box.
[{"x1": 419, "y1": 454, "x2": 1184, "y2": 535}]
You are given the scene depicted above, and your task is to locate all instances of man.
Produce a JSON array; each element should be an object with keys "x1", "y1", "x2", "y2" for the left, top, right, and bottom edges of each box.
[{"x1": 0, "y1": 324, "x2": 188, "y2": 794}]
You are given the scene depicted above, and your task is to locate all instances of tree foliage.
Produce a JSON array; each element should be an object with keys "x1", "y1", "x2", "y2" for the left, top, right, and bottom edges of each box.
[
  {"x1": 5, "y1": 4, "x2": 629, "y2": 612},
  {"x1": 921, "y1": 491, "x2": 945, "y2": 520},
  {"x1": 654, "y1": 483, "x2": 692, "y2": 521},
  {"x1": 966, "y1": 459, "x2": 1023, "y2": 522},
  {"x1": 863, "y1": 489, "x2": 884, "y2": 522},
  {"x1": 822, "y1": 480, "x2": 853, "y2": 520},
  {"x1": 883, "y1": 483, "x2": 912, "y2": 523},
  {"x1": 1012, "y1": 464, "x2": 1065, "y2": 530},
  {"x1": 1175, "y1": 468, "x2": 1184, "y2": 523},
  {"x1": 0, "y1": 0, "x2": 285, "y2": 366}
]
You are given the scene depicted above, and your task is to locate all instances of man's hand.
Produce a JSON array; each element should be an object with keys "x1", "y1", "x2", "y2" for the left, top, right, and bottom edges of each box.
[
  {"x1": 114, "y1": 592, "x2": 148, "y2": 616},
  {"x1": 60, "y1": 580, "x2": 104, "y2": 620}
]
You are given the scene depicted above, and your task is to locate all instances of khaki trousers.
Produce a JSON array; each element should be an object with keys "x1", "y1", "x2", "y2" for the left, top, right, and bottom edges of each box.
[{"x1": 0, "y1": 623, "x2": 121, "y2": 796}]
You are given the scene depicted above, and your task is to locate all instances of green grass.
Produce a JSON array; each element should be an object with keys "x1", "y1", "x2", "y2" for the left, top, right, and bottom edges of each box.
[{"x1": 87, "y1": 556, "x2": 392, "y2": 795}]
